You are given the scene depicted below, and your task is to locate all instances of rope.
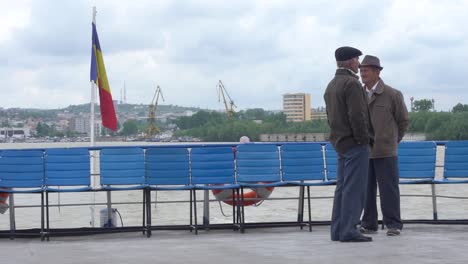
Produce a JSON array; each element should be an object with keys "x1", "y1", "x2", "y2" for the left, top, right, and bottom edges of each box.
[
  {"x1": 218, "y1": 201, "x2": 230, "y2": 217},
  {"x1": 115, "y1": 209, "x2": 124, "y2": 227}
]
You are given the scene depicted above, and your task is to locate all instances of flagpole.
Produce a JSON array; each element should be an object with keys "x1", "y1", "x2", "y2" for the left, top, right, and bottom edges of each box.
[
  {"x1": 90, "y1": 6, "x2": 97, "y2": 147},
  {"x1": 90, "y1": 6, "x2": 97, "y2": 228}
]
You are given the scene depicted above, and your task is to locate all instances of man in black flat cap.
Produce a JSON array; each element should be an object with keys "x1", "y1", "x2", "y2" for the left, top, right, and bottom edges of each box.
[
  {"x1": 324, "y1": 46, "x2": 373, "y2": 242},
  {"x1": 359, "y1": 55, "x2": 408, "y2": 237}
]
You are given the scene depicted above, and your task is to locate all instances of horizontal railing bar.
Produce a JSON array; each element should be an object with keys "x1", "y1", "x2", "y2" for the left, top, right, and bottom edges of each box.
[
  {"x1": 0, "y1": 140, "x2": 450, "y2": 152},
  {"x1": 10, "y1": 193, "x2": 468, "y2": 209}
]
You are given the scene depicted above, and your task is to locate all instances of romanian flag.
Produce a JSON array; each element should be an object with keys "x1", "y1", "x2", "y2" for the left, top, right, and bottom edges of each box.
[{"x1": 90, "y1": 22, "x2": 117, "y2": 131}]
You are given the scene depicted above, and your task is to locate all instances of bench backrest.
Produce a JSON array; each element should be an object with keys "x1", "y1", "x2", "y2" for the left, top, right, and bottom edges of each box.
[
  {"x1": 191, "y1": 147, "x2": 235, "y2": 185},
  {"x1": 324, "y1": 143, "x2": 338, "y2": 181},
  {"x1": 281, "y1": 143, "x2": 325, "y2": 181},
  {"x1": 398, "y1": 141, "x2": 436, "y2": 180},
  {"x1": 45, "y1": 148, "x2": 91, "y2": 187},
  {"x1": 444, "y1": 141, "x2": 468, "y2": 179},
  {"x1": 236, "y1": 144, "x2": 281, "y2": 183},
  {"x1": 0, "y1": 150, "x2": 44, "y2": 189},
  {"x1": 146, "y1": 147, "x2": 190, "y2": 185},
  {"x1": 100, "y1": 148, "x2": 145, "y2": 186}
]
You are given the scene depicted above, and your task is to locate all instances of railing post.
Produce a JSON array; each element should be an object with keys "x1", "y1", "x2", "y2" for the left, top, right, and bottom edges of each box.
[
  {"x1": 431, "y1": 184, "x2": 438, "y2": 221},
  {"x1": 106, "y1": 190, "x2": 112, "y2": 227},
  {"x1": 9, "y1": 193, "x2": 15, "y2": 239},
  {"x1": 90, "y1": 150, "x2": 100, "y2": 227},
  {"x1": 297, "y1": 186, "x2": 305, "y2": 225},
  {"x1": 203, "y1": 190, "x2": 210, "y2": 228}
]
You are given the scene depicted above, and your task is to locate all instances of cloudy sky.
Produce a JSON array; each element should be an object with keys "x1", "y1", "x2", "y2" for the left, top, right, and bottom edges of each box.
[{"x1": 1, "y1": 0, "x2": 467, "y2": 111}]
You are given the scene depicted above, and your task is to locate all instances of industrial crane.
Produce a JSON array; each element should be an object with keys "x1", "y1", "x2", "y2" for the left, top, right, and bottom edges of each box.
[
  {"x1": 145, "y1": 85, "x2": 165, "y2": 138},
  {"x1": 217, "y1": 80, "x2": 236, "y2": 118}
]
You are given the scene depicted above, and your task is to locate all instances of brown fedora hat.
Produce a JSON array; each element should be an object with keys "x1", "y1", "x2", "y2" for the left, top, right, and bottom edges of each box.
[{"x1": 359, "y1": 55, "x2": 383, "y2": 70}]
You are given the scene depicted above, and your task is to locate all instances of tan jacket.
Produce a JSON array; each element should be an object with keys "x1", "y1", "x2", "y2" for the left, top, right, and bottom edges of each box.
[{"x1": 367, "y1": 79, "x2": 408, "y2": 158}]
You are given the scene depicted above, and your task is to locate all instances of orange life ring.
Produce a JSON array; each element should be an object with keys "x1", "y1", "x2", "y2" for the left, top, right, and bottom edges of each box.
[{"x1": 212, "y1": 185, "x2": 274, "y2": 206}]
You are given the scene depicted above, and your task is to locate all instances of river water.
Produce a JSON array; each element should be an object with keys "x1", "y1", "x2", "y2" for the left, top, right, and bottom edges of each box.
[{"x1": 1, "y1": 143, "x2": 467, "y2": 230}]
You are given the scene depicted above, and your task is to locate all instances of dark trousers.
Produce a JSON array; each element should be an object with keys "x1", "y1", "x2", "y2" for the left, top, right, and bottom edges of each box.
[
  {"x1": 331, "y1": 144, "x2": 369, "y2": 241},
  {"x1": 361, "y1": 157, "x2": 403, "y2": 230}
]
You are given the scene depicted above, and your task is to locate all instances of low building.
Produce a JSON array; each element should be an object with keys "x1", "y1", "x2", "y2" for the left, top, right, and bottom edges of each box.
[
  {"x1": 311, "y1": 112, "x2": 327, "y2": 121},
  {"x1": 0, "y1": 127, "x2": 31, "y2": 139},
  {"x1": 259, "y1": 133, "x2": 328, "y2": 142}
]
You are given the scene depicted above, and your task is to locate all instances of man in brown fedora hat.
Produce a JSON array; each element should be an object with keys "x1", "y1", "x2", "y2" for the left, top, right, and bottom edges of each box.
[
  {"x1": 359, "y1": 55, "x2": 408, "y2": 236},
  {"x1": 324, "y1": 47, "x2": 374, "y2": 242}
]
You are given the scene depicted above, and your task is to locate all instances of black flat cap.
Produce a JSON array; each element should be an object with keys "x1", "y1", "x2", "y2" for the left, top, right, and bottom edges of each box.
[{"x1": 335, "y1": 46, "x2": 362, "y2": 61}]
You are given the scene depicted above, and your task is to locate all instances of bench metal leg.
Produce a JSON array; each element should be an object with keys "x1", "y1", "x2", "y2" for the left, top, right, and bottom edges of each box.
[
  {"x1": 297, "y1": 186, "x2": 305, "y2": 230},
  {"x1": 240, "y1": 187, "x2": 245, "y2": 233},
  {"x1": 142, "y1": 190, "x2": 146, "y2": 235},
  {"x1": 431, "y1": 184, "x2": 438, "y2": 221},
  {"x1": 232, "y1": 189, "x2": 236, "y2": 231},
  {"x1": 146, "y1": 189, "x2": 152, "y2": 238},
  {"x1": 106, "y1": 190, "x2": 112, "y2": 228},
  {"x1": 236, "y1": 189, "x2": 240, "y2": 226},
  {"x1": 189, "y1": 190, "x2": 193, "y2": 232},
  {"x1": 9, "y1": 193, "x2": 16, "y2": 240},
  {"x1": 307, "y1": 186, "x2": 312, "y2": 232},
  {"x1": 203, "y1": 189, "x2": 209, "y2": 230},
  {"x1": 193, "y1": 190, "x2": 198, "y2": 235},
  {"x1": 45, "y1": 191, "x2": 50, "y2": 241}
]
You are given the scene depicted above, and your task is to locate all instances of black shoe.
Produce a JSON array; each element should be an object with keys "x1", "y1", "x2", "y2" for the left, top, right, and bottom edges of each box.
[
  {"x1": 342, "y1": 235, "x2": 373, "y2": 242},
  {"x1": 359, "y1": 226, "x2": 378, "y2": 234}
]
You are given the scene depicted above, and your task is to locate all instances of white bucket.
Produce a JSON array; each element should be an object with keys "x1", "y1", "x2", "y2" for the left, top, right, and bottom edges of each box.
[{"x1": 100, "y1": 208, "x2": 118, "y2": 227}]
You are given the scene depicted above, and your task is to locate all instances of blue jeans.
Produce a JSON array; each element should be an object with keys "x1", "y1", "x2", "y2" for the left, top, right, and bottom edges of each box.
[{"x1": 331, "y1": 144, "x2": 369, "y2": 241}]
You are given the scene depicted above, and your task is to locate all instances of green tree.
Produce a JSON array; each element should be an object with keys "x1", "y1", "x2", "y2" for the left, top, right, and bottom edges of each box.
[
  {"x1": 1, "y1": 120, "x2": 10, "y2": 127},
  {"x1": 413, "y1": 99, "x2": 434, "y2": 112},
  {"x1": 120, "y1": 119, "x2": 139, "y2": 136},
  {"x1": 36, "y1": 122, "x2": 52, "y2": 137},
  {"x1": 452, "y1": 103, "x2": 468, "y2": 113},
  {"x1": 424, "y1": 112, "x2": 451, "y2": 133}
]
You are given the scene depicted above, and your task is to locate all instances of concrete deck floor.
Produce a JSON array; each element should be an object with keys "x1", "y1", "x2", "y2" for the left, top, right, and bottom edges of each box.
[{"x1": 0, "y1": 224, "x2": 467, "y2": 264}]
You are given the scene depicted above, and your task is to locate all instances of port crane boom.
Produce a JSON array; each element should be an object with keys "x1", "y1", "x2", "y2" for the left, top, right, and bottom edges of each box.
[
  {"x1": 145, "y1": 85, "x2": 165, "y2": 137},
  {"x1": 217, "y1": 80, "x2": 236, "y2": 117}
]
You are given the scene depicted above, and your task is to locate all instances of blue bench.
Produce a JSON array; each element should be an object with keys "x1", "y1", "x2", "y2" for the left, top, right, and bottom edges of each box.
[
  {"x1": 0, "y1": 150, "x2": 44, "y2": 239},
  {"x1": 398, "y1": 141, "x2": 437, "y2": 184},
  {"x1": 145, "y1": 147, "x2": 193, "y2": 236},
  {"x1": 43, "y1": 148, "x2": 91, "y2": 240},
  {"x1": 281, "y1": 143, "x2": 332, "y2": 231},
  {"x1": 437, "y1": 141, "x2": 468, "y2": 184},
  {"x1": 2, "y1": 141, "x2": 468, "y2": 238},
  {"x1": 191, "y1": 147, "x2": 239, "y2": 231}
]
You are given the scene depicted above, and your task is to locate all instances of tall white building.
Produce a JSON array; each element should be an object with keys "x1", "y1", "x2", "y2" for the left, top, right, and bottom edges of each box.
[
  {"x1": 71, "y1": 117, "x2": 101, "y2": 135},
  {"x1": 283, "y1": 93, "x2": 311, "y2": 122}
]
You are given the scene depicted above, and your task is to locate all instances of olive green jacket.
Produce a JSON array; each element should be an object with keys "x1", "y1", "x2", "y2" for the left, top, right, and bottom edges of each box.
[{"x1": 324, "y1": 69, "x2": 373, "y2": 153}]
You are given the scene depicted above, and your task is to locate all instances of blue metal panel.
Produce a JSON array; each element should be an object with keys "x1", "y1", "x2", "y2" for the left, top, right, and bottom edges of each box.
[
  {"x1": 443, "y1": 141, "x2": 468, "y2": 180},
  {"x1": 100, "y1": 148, "x2": 145, "y2": 186},
  {"x1": 236, "y1": 144, "x2": 281, "y2": 183},
  {"x1": 281, "y1": 143, "x2": 325, "y2": 182},
  {"x1": 44, "y1": 148, "x2": 91, "y2": 189},
  {"x1": 146, "y1": 148, "x2": 190, "y2": 186},
  {"x1": 191, "y1": 147, "x2": 235, "y2": 185},
  {"x1": 324, "y1": 143, "x2": 338, "y2": 181},
  {"x1": 0, "y1": 150, "x2": 44, "y2": 189},
  {"x1": 398, "y1": 141, "x2": 436, "y2": 180}
]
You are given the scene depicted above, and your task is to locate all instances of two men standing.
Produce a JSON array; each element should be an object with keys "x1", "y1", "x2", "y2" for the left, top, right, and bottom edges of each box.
[{"x1": 324, "y1": 46, "x2": 408, "y2": 242}]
